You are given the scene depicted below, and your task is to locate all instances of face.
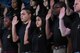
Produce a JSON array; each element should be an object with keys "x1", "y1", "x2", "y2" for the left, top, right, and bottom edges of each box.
[
  {"x1": 11, "y1": 0, "x2": 17, "y2": 9},
  {"x1": 30, "y1": 0, "x2": 36, "y2": 6},
  {"x1": 52, "y1": 6, "x2": 61, "y2": 16},
  {"x1": 43, "y1": 0, "x2": 48, "y2": 7},
  {"x1": 4, "y1": 18, "x2": 11, "y2": 28},
  {"x1": 36, "y1": 16, "x2": 42, "y2": 28},
  {"x1": 74, "y1": 0, "x2": 80, "y2": 12},
  {"x1": 20, "y1": 10, "x2": 31, "y2": 23}
]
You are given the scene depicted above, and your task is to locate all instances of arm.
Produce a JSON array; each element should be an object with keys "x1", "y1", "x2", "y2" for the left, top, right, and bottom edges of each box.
[
  {"x1": 24, "y1": 20, "x2": 31, "y2": 45},
  {"x1": 45, "y1": 9, "x2": 52, "y2": 39},
  {"x1": 3, "y1": 7, "x2": 8, "y2": 17},
  {"x1": 59, "y1": 18, "x2": 71, "y2": 37},
  {"x1": 12, "y1": 16, "x2": 19, "y2": 42},
  {"x1": 59, "y1": 7, "x2": 71, "y2": 37}
]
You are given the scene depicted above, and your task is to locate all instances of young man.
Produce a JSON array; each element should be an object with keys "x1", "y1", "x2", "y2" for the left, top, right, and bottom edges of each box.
[
  {"x1": 0, "y1": 13, "x2": 18, "y2": 53},
  {"x1": 59, "y1": 0, "x2": 80, "y2": 53},
  {"x1": 12, "y1": 8, "x2": 36, "y2": 53},
  {"x1": 45, "y1": 2, "x2": 70, "y2": 53}
]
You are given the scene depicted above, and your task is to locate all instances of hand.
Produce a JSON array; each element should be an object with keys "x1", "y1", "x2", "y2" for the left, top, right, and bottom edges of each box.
[
  {"x1": 36, "y1": 5, "x2": 40, "y2": 15},
  {"x1": 59, "y1": 7, "x2": 65, "y2": 19},
  {"x1": 24, "y1": 40, "x2": 29, "y2": 45},
  {"x1": 12, "y1": 16, "x2": 19, "y2": 26},
  {"x1": 26, "y1": 20, "x2": 31, "y2": 29},
  {"x1": 46, "y1": 9, "x2": 52, "y2": 20}
]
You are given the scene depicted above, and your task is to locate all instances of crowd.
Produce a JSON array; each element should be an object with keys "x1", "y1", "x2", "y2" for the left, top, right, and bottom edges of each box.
[{"x1": 0, "y1": 0, "x2": 80, "y2": 53}]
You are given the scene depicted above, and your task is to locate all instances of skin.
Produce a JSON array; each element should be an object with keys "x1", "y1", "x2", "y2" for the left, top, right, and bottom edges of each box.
[
  {"x1": 36, "y1": 16, "x2": 42, "y2": 28},
  {"x1": 20, "y1": 10, "x2": 31, "y2": 24},
  {"x1": 11, "y1": 0, "x2": 17, "y2": 9},
  {"x1": 4, "y1": 18, "x2": 11, "y2": 28}
]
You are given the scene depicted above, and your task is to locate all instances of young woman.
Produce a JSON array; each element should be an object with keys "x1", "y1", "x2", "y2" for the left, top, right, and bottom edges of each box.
[{"x1": 31, "y1": 15, "x2": 48, "y2": 53}]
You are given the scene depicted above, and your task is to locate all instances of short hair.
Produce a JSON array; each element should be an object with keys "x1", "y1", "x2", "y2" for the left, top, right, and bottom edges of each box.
[
  {"x1": 53, "y1": 2, "x2": 66, "y2": 9},
  {"x1": 21, "y1": 8, "x2": 31, "y2": 14}
]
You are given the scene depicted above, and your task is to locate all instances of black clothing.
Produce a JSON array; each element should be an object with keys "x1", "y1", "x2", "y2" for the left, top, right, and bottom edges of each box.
[
  {"x1": 31, "y1": 28, "x2": 48, "y2": 53},
  {"x1": 17, "y1": 22, "x2": 36, "y2": 52},
  {"x1": 1, "y1": 28, "x2": 18, "y2": 51},
  {"x1": 69, "y1": 13, "x2": 80, "y2": 52},
  {"x1": 51, "y1": 16, "x2": 71, "y2": 46}
]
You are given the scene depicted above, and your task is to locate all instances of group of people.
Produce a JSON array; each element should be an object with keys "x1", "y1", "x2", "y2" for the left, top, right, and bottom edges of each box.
[{"x1": 0, "y1": 0, "x2": 80, "y2": 53}]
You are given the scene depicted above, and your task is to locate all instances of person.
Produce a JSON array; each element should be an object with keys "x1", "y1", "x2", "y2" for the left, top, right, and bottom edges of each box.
[
  {"x1": 30, "y1": 0, "x2": 38, "y2": 22},
  {"x1": 12, "y1": 8, "x2": 36, "y2": 53},
  {"x1": 31, "y1": 14, "x2": 48, "y2": 53},
  {"x1": 59, "y1": 0, "x2": 80, "y2": 53},
  {"x1": 45, "y1": 2, "x2": 71, "y2": 53},
  {"x1": 0, "y1": 13, "x2": 18, "y2": 53},
  {"x1": 0, "y1": 29, "x2": 2, "y2": 53}
]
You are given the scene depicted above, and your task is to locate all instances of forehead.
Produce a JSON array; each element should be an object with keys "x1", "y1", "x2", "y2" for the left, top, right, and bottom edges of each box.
[
  {"x1": 36, "y1": 16, "x2": 42, "y2": 20},
  {"x1": 75, "y1": 0, "x2": 80, "y2": 3},
  {"x1": 21, "y1": 10, "x2": 27, "y2": 14},
  {"x1": 4, "y1": 18, "x2": 10, "y2": 21}
]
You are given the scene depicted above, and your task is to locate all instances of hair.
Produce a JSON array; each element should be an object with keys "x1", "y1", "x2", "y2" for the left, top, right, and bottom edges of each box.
[
  {"x1": 36, "y1": 14, "x2": 46, "y2": 37},
  {"x1": 51, "y1": 2, "x2": 66, "y2": 20},
  {"x1": 53, "y1": 2, "x2": 66, "y2": 9},
  {"x1": 21, "y1": 8, "x2": 31, "y2": 14},
  {"x1": 15, "y1": 0, "x2": 22, "y2": 9}
]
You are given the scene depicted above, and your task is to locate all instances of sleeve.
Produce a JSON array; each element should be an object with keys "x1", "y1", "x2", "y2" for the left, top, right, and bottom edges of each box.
[
  {"x1": 63, "y1": 16, "x2": 72, "y2": 38},
  {"x1": 28, "y1": 22, "x2": 36, "y2": 41},
  {"x1": 63, "y1": 16, "x2": 72, "y2": 29}
]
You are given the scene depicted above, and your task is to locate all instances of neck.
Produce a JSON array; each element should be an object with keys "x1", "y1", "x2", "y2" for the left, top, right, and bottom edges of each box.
[{"x1": 23, "y1": 19, "x2": 31, "y2": 24}]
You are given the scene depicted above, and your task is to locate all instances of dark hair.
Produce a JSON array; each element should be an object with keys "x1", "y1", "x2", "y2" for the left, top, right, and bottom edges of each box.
[
  {"x1": 5, "y1": 12, "x2": 13, "y2": 21},
  {"x1": 36, "y1": 14, "x2": 46, "y2": 36},
  {"x1": 52, "y1": 2, "x2": 66, "y2": 9},
  {"x1": 21, "y1": 8, "x2": 31, "y2": 14},
  {"x1": 16, "y1": 0, "x2": 22, "y2": 9},
  {"x1": 51, "y1": 2, "x2": 66, "y2": 19}
]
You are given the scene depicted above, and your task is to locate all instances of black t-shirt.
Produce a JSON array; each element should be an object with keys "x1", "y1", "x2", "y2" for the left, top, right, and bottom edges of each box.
[
  {"x1": 17, "y1": 22, "x2": 36, "y2": 52},
  {"x1": 31, "y1": 28, "x2": 48, "y2": 53},
  {"x1": 69, "y1": 13, "x2": 80, "y2": 52},
  {"x1": 1, "y1": 28, "x2": 18, "y2": 51},
  {"x1": 51, "y1": 16, "x2": 71, "y2": 46}
]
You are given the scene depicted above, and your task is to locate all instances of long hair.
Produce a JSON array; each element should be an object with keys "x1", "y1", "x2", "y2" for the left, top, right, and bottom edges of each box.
[{"x1": 36, "y1": 15, "x2": 46, "y2": 37}]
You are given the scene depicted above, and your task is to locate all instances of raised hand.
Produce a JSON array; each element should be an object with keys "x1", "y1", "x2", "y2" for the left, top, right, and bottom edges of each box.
[
  {"x1": 59, "y1": 7, "x2": 66, "y2": 19},
  {"x1": 26, "y1": 20, "x2": 31, "y2": 29},
  {"x1": 12, "y1": 16, "x2": 19, "y2": 26},
  {"x1": 46, "y1": 9, "x2": 52, "y2": 20}
]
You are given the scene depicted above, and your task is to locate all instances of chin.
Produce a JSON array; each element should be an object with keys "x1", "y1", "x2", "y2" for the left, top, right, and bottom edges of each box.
[{"x1": 36, "y1": 25, "x2": 40, "y2": 28}]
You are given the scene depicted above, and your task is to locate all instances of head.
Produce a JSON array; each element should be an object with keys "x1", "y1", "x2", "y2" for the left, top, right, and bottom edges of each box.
[
  {"x1": 11, "y1": 0, "x2": 22, "y2": 9},
  {"x1": 11, "y1": 0, "x2": 17, "y2": 9},
  {"x1": 74, "y1": 0, "x2": 80, "y2": 13},
  {"x1": 4, "y1": 17, "x2": 12, "y2": 28},
  {"x1": 52, "y1": 2, "x2": 66, "y2": 16},
  {"x1": 43, "y1": 0, "x2": 48, "y2": 7},
  {"x1": 36, "y1": 16, "x2": 42, "y2": 28},
  {"x1": 30, "y1": 0, "x2": 38, "y2": 7},
  {"x1": 20, "y1": 8, "x2": 31, "y2": 23}
]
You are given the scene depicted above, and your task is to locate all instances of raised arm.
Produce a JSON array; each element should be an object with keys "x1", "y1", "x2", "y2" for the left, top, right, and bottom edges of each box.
[
  {"x1": 45, "y1": 9, "x2": 52, "y2": 39},
  {"x1": 59, "y1": 7, "x2": 71, "y2": 37},
  {"x1": 24, "y1": 20, "x2": 31, "y2": 45},
  {"x1": 12, "y1": 16, "x2": 19, "y2": 42}
]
